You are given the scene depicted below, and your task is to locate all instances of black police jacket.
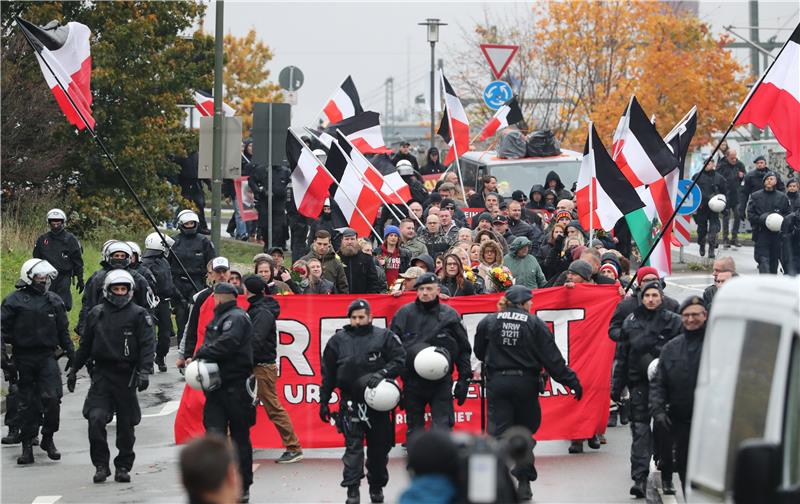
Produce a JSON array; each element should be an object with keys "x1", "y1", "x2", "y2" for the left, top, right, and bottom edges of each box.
[
  {"x1": 142, "y1": 252, "x2": 178, "y2": 299},
  {"x1": 649, "y1": 325, "x2": 706, "y2": 423},
  {"x1": 248, "y1": 295, "x2": 277, "y2": 365},
  {"x1": 340, "y1": 251, "x2": 383, "y2": 294},
  {"x1": 33, "y1": 229, "x2": 84, "y2": 278},
  {"x1": 194, "y1": 300, "x2": 253, "y2": 385},
  {"x1": 170, "y1": 231, "x2": 216, "y2": 281},
  {"x1": 77, "y1": 265, "x2": 153, "y2": 336},
  {"x1": 320, "y1": 323, "x2": 406, "y2": 403},
  {"x1": 74, "y1": 299, "x2": 155, "y2": 373},
  {"x1": 613, "y1": 305, "x2": 682, "y2": 393},
  {"x1": 692, "y1": 169, "x2": 727, "y2": 207},
  {"x1": 746, "y1": 188, "x2": 791, "y2": 236},
  {"x1": 715, "y1": 157, "x2": 744, "y2": 205},
  {"x1": 130, "y1": 262, "x2": 157, "y2": 293},
  {"x1": 474, "y1": 307, "x2": 580, "y2": 389},
  {"x1": 1, "y1": 286, "x2": 72, "y2": 353},
  {"x1": 608, "y1": 288, "x2": 679, "y2": 342},
  {"x1": 741, "y1": 168, "x2": 785, "y2": 214},
  {"x1": 389, "y1": 298, "x2": 472, "y2": 382}
]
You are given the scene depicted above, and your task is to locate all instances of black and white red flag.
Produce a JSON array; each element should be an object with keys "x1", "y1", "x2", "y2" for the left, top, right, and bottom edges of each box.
[
  {"x1": 193, "y1": 89, "x2": 235, "y2": 117},
  {"x1": 320, "y1": 75, "x2": 363, "y2": 125},
  {"x1": 322, "y1": 111, "x2": 390, "y2": 154},
  {"x1": 478, "y1": 95, "x2": 523, "y2": 141},
  {"x1": 286, "y1": 131, "x2": 334, "y2": 218},
  {"x1": 325, "y1": 140, "x2": 382, "y2": 237},
  {"x1": 370, "y1": 154, "x2": 413, "y2": 204},
  {"x1": 437, "y1": 72, "x2": 470, "y2": 166},
  {"x1": 18, "y1": 18, "x2": 94, "y2": 130},
  {"x1": 336, "y1": 131, "x2": 411, "y2": 205},
  {"x1": 735, "y1": 22, "x2": 800, "y2": 171}
]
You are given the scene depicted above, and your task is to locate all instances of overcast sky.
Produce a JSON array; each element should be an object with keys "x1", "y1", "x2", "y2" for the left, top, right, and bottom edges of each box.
[{"x1": 205, "y1": 1, "x2": 799, "y2": 126}]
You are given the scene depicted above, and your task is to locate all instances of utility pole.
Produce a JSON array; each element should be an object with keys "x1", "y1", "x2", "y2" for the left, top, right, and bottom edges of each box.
[
  {"x1": 419, "y1": 18, "x2": 446, "y2": 150},
  {"x1": 385, "y1": 77, "x2": 394, "y2": 130},
  {"x1": 749, "y1": 0, "x2": 761, "y2": 139},
  {"x1": 211, "y1": 0, "x2": 224, "y2": 250}
]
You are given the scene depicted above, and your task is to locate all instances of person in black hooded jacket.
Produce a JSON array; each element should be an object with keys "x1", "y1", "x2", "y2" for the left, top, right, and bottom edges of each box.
[
  {"x1": 420, "y1": 147, "x2": 446, "y2": 175},
  {"x1": 526, "y1": 184, "x2": 546, "y2": 210},
  {"x1": 544, "y1": 171, "x2": 572, "y2": 201}
]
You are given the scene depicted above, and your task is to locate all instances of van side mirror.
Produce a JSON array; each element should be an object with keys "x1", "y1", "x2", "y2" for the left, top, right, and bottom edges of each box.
[{"x1": 733, "y1": 439, "x2": 780, "y2": 504}]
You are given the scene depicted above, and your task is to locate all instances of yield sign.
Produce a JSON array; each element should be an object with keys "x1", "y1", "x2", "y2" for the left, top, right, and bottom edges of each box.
[{"x1": 479, "y1": 44, "x2": 519, "y2": 79}]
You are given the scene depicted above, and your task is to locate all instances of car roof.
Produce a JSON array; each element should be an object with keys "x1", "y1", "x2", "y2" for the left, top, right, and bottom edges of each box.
[{"x1": 460, "y1": 149, "x2": 582, "y2": 165}]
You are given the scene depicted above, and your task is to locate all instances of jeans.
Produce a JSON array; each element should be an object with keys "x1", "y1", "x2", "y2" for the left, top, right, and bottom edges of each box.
[{"x1": 231, "y1": 196, "x2": 248, "y2": 239}]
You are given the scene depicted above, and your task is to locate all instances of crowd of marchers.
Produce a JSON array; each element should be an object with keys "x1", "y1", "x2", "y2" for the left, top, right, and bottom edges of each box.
[{"x1": 2, "y1": 139, "x2": 798, "y2": 504}]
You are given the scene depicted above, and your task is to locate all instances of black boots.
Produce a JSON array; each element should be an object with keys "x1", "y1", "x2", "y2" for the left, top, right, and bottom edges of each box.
[
  {"x1": 115, "y1": 467, "x2": 131, "y2": 483},
  {"x1": 346, "y1": 485, "x2": 360, "y2": 504},
  {"x1": 93, "y1": 465, "x2": 111, "y2": 483},
  {"x1": 17, "y1": 440, "x2": 34, "y2": 465},
  {"x1": 2, "y1": 427, "x2": 21, "y2": 444},
  {"x1": 517, "y1": 478, "x2": 533, "y2": 501},
  {"x1": 568, "y1": 440, "x2": 583, "y2": 453},
  {"x1": 369, "y1": 486, "x2": 384, "y2": 503},
  {"x1": 587, "y1": 435, "x2": 601, "y2": 450},
  {"x1": 40, "y1": 434, "x2": 61, "y2": 460},
  {"x1": 630, "y1": 478, "x2": 646, "y2": 498},
  {"x1": 155, "y1": 355, "x2": 167, "y2": 372},
  {"x1": 662, "y1": 477, "x2": 676, "y2": 495}
]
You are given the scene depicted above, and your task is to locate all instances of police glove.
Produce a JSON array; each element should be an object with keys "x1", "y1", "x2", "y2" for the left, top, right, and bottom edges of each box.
[
  {"x1": 137, "y1": 373, "x2": 149, "y2": 392},
  {"x1": 319, "y1": 403, "x2": 331, "y2": 423},
  {"x1": 453, "y1": 380, "x2": 469, "y2": 406},
  {"x1": 654, "y1": 413, "x2": 672, "y2": 432},
  {"x1": 64, "y1": 352, "x2": 75, "y2": 374},
  {"x1": 572, "y1": 381, "x2": 584, "y2": 401},
  {"x1": 75, "y1": 276, "x2": 85, "y2": 294},
  {"x1": 66, "y1": 371, "x2": 77, "y2": 393},
  {"x1": 366, "y1": 369, "x2": 387, "y2": 388}
]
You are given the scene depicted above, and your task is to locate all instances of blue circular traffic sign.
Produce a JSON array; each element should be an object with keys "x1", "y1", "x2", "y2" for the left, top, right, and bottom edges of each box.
[
  {"x1": 483, "y1": 81, "x2": 513, "y2": 110},
  {"x1": 676, "y1": 179, "x2": 702, "y2": 215}
]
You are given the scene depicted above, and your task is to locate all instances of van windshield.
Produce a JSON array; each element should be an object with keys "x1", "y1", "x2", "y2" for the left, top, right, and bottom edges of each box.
[{"x1": 486, "y1": 161, "x2": 580, "y2": 197}]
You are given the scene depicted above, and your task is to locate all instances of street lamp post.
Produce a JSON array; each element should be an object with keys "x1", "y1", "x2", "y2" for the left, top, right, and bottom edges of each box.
[{"x1": 419, "y1": 18, "x2": 446, "y2": 150}]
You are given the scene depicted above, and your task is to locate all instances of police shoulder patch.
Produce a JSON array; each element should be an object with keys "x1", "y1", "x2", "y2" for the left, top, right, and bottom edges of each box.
[
  {"x1": 144, "y1": 314, "x2": 154, "y2": 327},
  {"x1": 222, "y1": 319, "x2": 233, "y2": 331}
]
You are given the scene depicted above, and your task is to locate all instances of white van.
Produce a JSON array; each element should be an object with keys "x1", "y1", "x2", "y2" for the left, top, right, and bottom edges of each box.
[{"x1": 687, "y1": 275, "x2": 800, "y2": 503}]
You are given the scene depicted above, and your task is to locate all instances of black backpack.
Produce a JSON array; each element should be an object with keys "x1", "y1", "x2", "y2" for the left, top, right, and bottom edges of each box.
[{"x1": 526, "y1": 130, "x2": 561, "y2": 157}]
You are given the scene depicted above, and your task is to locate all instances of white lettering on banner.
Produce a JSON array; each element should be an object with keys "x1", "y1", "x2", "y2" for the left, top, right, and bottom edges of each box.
[
  {"x1": 536, "y1": 309, "x2": 585, "y2": 397},
  {"x1": 276, "y1": 320, "x2": 313, "y2": 376},
  {"x1": 284, "y1": 384, "x2": 338, "y2": 405},
  {"x1": 395, "y1": 411, "x2": 473, "y2": 425}
]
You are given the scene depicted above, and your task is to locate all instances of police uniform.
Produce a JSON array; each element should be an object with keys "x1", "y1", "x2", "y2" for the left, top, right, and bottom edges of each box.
[
  {"x1": 142, "y1": 249, "x2": 178, "y2": 368},
  {"x1": 170, "y1": 227, "x2": 216, "y2": 341},
  {"x1": 692, "y1": 168, "x2": 727, "y2": 257},
  {"x1": 70, "y1": 276, "x2": 155, "y2": 482},
  {"x1": 746, "y1": 171, "x2": 791, "y2": 274},
  {"x1": 1, "y1": 280, "x2": 73, "y2": 463},
  {"x1": 474, "y1": 286, "x2": 582, "y2": 494},
  {"x1": 389, "y1": 274, "x2": 472, "y2": 439},
  {"x1": 77, "y1": 264, "x2": 154, "y2": 336},
  {"x1": 193, "y1": 283, "x2": 255, "y2": 499},
  {"x1": 320, "y1": 299, "x2": 406, "y2": 504},
  {"x1": 33, "y1": 227, "x2": 84, "y2": 311}
]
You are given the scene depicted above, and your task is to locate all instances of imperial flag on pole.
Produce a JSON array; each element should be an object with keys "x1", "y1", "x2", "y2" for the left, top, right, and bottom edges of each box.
[
  {"x1": 478, "y1": 95, "x2": 523, "y2": 141},
  {"x1": 286, "y1": 132, "x2": 334, "y2": 218},
  {"x1": 735, "y1": 22, "x2": 800, "y2": 172},
  {"x1": 337, "y1": 132, "x2": 411, "y2": 204},
  {"x1": 322, "y1": 111, "x2": 390, "y2": 154},
  {"x1": 321, "y1": 75, "x2": 363, "y2": 125},
  {"x1": 193, "y1": 90, "x2": 235, "y2": 117},
  {"x1": 325, "y1": 140, "x2": 382, "y2": 237},
  {"x1": 17, "y1": 18, "x2": 94, "y2": 130},
  {"x1": 438, "y1": 72, "x2": 470, "y2": 166}
]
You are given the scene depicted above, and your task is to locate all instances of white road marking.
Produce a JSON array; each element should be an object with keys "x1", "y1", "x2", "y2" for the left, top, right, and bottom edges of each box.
[
  {"x1": 110, "y1": 400, "x2": 181, "y2": 424},
  {"x1": 664, "y1": 280, "x2": 705, "y2": 293},
  {"x1": 32, "y1": 497, "x2": 61, "y2": 504}
]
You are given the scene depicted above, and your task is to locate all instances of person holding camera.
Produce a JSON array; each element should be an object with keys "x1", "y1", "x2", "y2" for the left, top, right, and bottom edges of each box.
[
  {"x1": 474, "y1": 285, "x2": 583, "y2": 501},
  {"x1": 320, "y1": 299, "x2": 406, "y2": 504}
]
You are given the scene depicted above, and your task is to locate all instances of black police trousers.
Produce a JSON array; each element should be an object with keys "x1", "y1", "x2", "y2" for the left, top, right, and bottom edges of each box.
[
  {"x1": 154, "y1": 300, "x2": 174, "y2": 359},
  {"x1": 83, "y1": 366, "x2": 141, "y2": 470},
  {"x1": 695, "y1": 208, "x2": 720, "y2": 248},
  {"x1": 52, "y1": 272, "x2": 74, "y2": 312},
  {"x1": 629, "y1": 385, "x2": 652, "y2": 482},
  {"x1": 338, "y1": 401, "x2": 392, "y2": 488},
  {"x1": 487, "y1": 373, "x2": 540, "y2": 482},
  {"x1": 671, "y1": 421, "x2": 691, "y2": 491},
  {"x1": 16, "y1": 351, "x2": 62, "y2": 441},
  {"x1": 4, "y1": 384, "x2": 19, "y2": 430},
  {"x1": 404, "y1": 378, "x2": 454, "y2": 440},
  {"x1": 754, "y1": 232, "x2": 782, "y2": 274},
  {"x1": 173, "y1": 276, "x2": 204, "y2": 344},
  {"x1": 204, "y1": 384, "x2": 256, "y2": 490},
  {"x1": 653, "y1": 420, "x2": 674, "y2": 481}
]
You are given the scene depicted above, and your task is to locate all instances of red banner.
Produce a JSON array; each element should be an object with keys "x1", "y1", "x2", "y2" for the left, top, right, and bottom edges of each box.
[
  {"x1": 174, "y1": 285, "x2": 620, "y2": 448},
  {"x1": 234, "y1": 176, "x2": 259, "y2": 222}
]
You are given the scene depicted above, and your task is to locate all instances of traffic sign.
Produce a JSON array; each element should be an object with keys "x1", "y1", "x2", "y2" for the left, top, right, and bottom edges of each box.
[
  {"x1": 479, "y1": 44, "x2": 519, "y2": 79},
  {"x1": 675, "y1": 178, "x2": 702, "y2": 215},
  {"x1": 483, "y1": 81, "x2": 513, "y2": 110},
  {"x1": 279, "y1": 66, "x2": 304, "y2": 91}
]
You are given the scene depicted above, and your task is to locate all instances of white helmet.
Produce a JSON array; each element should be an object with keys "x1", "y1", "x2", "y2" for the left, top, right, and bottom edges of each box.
[
  {"x1": 144, "y1": 232, "x2": 174, "y2": 253},
  {"x1": 126, "y1": 241, "x2": 142, "y2": 258},
  {"x1": 708, "y1": 194, "x2": 726, "y2": 213},
  {"x1": 323, "y1": 198, "x2": 331, "y2": 207},
  {"x1": 364, "y1": 379, "x2": 401, "y2": 411},
  {"x1": 104, "y1": 240, "x2": 133, "y2": 262},
  {"x1": 647, "y1": 358, "x2": 660, "y2": 382},
  {"x1": 19, "y1": 259, "x2": 58, "y2": 289},
  {"x1": 101, "y1": 239, "x2": 116, "y2": 257},
  {"x1": 765, "y1": 213, "x2": 784, "y2": 232},
  {"x1": 46, "y1": 208, "x2": 67, "y2": 222},
  {"x1": 312, "y1": 149, "x2": 327, "y2": 162},
  {"x1": 102, "y1": 269, "x2": 135, "y2": 306},
  {"x1": 414, "y1": 346, "x2": 451, "y2": 381},
  {"x1": 396, "y1": 159, "x2": 414, "y2": 176},
  {"x1": 177, "y1": 209, "x2": 200, "y2": 226},
  {"x1": 185, "y1": 360, "x2": 222, "y2": 391}
]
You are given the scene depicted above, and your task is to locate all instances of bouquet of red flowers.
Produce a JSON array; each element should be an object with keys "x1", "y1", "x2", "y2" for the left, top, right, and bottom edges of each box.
[{"x1": 489, "y1": 266, "x2": 514, "y2": 291}]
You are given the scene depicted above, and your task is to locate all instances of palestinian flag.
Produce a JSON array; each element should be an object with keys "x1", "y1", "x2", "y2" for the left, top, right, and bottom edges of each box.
[
  {"x1": 286, "y1": 131, "x2": 334, "y2": 218},
  {"x1": 18, "y1": 18, "x2": 94, "y2": 130},
  {"x1": 321, "y1": 111, "x2": 390, "y2": 154},
  {"x1": 325, "y1": 140, "x2": 382, "y2": 238},
  {"x1": 193, "y1": 90, "x2": 235, "y2": 117},
  {"x1": 320, "y1": 75, "x2": 363, "y2": 125},
  {"x1": 438, "y1": 72, "x2": 470, "y2": 166},
  {"x1": 478, "y1": 95, "x2": 523, "y2": 141},
  {"x1": 735, "y1": 22, "x2": 800, "y2": 171}
]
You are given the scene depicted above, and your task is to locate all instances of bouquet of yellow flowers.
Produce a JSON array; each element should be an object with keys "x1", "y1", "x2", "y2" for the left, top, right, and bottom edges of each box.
[{"x1": 489, "y1": 266, "x2": 514, "y2": 291}]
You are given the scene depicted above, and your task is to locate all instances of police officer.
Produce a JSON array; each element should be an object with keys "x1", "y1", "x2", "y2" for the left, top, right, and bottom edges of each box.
[
  {"x1": 692, "y1": 159, "x2": 727, "y2": 258},
  {"x1": 474, "y1": 285, "x2": 583, "y2": 501},
  {"x1": 127, "y1": 241, "x2": 157, "y2": 290},
  {"x1": 740, "y1": 155, "x2": 785, "y2": 220},
  {"x1": 67, "y1": 269, "x2": 155, "y2": 483},
  {"x1": 171, "y1": 209, "x2": 216, "y2": 341},
  {"x1": 142, "y1": 232, "x2": 179, "y2": 372},
  {"x1": 649, "y1": 296, "x2": 708, "y2": 493},
  {"x1": 389, "y1": 273, "x2": 472, "y2": 439},
  {"x1": 746, "y1": 171, "x2": 791, "y2": 274},
  {"x1": 77, "y1": 241, "x2": 154, "y2": 336},
  {"x1": 2, "y1": 259, "x2": 73, "y2": 465},
  {"x1": 611, "y1": 281, "x2": 682, "y2": 498},
  {"x1": 320, "y1": 299, "x2": 406, "y2": 504},
  {"x1": 190, "y1": 282, "x2": 255, "y2": 503},
  {"x1": 32, "y1": 208, "x2": 84, "y2": 311}
]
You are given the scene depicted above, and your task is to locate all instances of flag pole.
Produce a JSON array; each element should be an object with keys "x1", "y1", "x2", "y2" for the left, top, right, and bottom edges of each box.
[
  {"x1": 16, "y1": 19, "x2": 200, "y2": 293},
  {"x1": 588, "y1": 122, "x2": 594, "y2": 245},
  {"x1": 441, "y1": 72, "x2": 469, "y2": 206}
]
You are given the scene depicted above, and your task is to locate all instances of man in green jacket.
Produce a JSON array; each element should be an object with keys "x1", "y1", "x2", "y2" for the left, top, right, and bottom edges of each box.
[
  {"x1": 300, "y1": 230, "x2": 349, "y2": 293},
  {"x1": 503, "y1": 236, "x2": 547, "y2": 289}
]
